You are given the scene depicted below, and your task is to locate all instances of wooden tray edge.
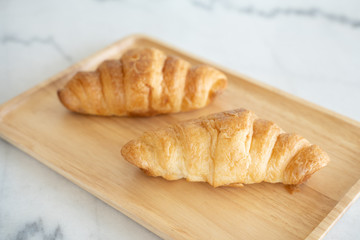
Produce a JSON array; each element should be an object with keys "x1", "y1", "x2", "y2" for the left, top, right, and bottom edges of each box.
[{"x1": 306, "y1": 179, "x2": 360, "y2": 240}]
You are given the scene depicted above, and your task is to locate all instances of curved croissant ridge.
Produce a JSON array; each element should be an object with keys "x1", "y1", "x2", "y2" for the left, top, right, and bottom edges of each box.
[
  {"x1": 58, "y1": 47, "x2": 227, "y2": 116},
  {"x1": 121, "y1": 109, "x2": 330, "y2": 188}
]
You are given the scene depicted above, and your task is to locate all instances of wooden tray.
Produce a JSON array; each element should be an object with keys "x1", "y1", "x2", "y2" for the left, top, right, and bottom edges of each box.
[{"x1": 0, "y1": 34, "x2": 359, "y2": 240}]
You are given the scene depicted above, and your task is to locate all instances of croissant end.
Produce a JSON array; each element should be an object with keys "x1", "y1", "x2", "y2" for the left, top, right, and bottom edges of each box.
[
  {"x1": 283, "y1": 145, "x2": 330, "y2": 185},
  {"x1": 121, "y1": 140, "x2": 151, "y2": 171},
  {"x1": 57, "y1": 88, "x2": 82, "y2": 113}
]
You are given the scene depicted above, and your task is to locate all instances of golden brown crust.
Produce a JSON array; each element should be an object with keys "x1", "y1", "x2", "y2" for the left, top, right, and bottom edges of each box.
[
  {"x1": 58, "y1": 48, "x2": 227, "y2": 116},
  {"x1": 246, "y1": 119, "x2": 282, "y2": 183},
  {"x1": 98, "y1": 60, "x2": 125, "y2": 115},
  {"x1": 121, "y1": 108, "x2": 330, "y2": 189},
  {"x1": 265, "y1": 133, "x2": 310, "y2": 183},
  {"x1": 283, "y1": 145, "x2": 329, "y2": 185}
]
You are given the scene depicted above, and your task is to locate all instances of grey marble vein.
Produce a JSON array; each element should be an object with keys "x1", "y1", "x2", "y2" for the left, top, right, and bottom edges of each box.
[
  {"x1": 192, "y1": 0, "x2": 360, "y2": 28},
  {"x1": 1, "y1": 35, "x2": 72, "y2": 62},
  {"x1": 10, "y1": 219, "x2": 63, "y2": 240}
]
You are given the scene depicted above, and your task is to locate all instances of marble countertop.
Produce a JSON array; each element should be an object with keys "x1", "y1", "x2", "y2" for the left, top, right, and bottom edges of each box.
[{"x1": 1, "y1": 0, "x2": 359, "y2": 239}]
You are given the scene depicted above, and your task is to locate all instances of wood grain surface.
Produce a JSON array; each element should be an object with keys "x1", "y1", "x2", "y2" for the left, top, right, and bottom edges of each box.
[{"x1": 0, "y1": 35, "x2": 359, "y2": 240}]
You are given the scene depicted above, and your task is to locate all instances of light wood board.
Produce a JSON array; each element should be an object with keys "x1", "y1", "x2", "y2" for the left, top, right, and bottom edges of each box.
[{"x1": 0, "y1": 35, "x2": 359, "y2": 240}]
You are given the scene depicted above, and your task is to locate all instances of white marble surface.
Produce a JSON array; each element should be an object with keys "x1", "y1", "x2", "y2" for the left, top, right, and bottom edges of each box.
[{"x1": 1, "y1": 0, "x2": 360, "y2": 239}]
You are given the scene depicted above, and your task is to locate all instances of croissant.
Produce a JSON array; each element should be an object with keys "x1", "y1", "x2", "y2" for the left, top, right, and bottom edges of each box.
[
  {"x1": 57, "y1": 47, "x2": 227, "y2": 116},
  {"x1": 121, "y1": 109, "x2": 329, "y2": 188}
]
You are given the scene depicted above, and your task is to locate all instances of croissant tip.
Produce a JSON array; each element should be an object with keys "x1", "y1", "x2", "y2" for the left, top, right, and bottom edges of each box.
[
  {"x1": 120, "y1": 143, "x2": 128, "y2": 158},
  {"x1": 121, "y1": 140, "x2": 140, "y2": 165},
  {"x1": 57, "y1": 87, "x2": 83, "y2": 113},
  {"x1": 57, "y1": 89, "x2": 64, "y2": 104},
  {"x1": 285, "y1": 184, "x2": 301, "y2": 194},
  {"x1": 284, "y1": 145, "x2": 329, "y2": 185},
  {"x1": 57, "y1": 88, "x2": 70, "y2": 109}
]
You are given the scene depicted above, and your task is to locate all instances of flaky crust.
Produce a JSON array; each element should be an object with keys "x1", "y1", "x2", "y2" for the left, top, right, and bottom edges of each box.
[
  {"x1": 121, "y1": 109, "x2": 329, "y2": 188},
  {"x1": 58, "y1": 48, "x2": 227, "y2": 116}
]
